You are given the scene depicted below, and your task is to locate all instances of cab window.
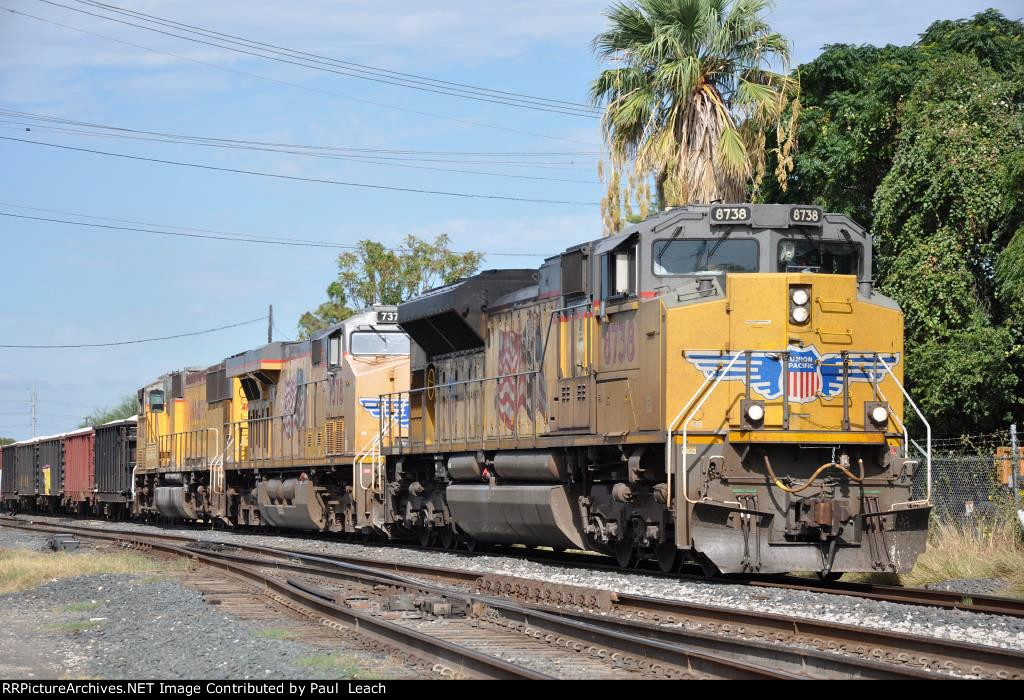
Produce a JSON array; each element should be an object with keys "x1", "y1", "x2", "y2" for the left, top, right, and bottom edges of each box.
[
  {"x1": 653, "y1": 239, "x2": 758, "y2": 275},
  {"x1": 149, "y1": 389, "x2": 165, "y2": 413},
  {"x1": 350, "y1": 331, "x2": 410, "y2": 356},
  {"x1": 601, "y1": 244, "x2": 637, "y2": 300},
  {"x1": 328, "y1": 332, "x2": 342, "y2": 368},
  {"x1": 778, "y1": 240, "x2": 862, "y2": 275}
]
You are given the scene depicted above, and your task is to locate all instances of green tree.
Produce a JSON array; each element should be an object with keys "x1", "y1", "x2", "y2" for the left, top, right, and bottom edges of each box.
[
  {"x1": 763, "y1": 9, "x2": 1024, "y2": 435},
  {"x1": 298, "y1": 234, "x2": 483, "y2": 339},
  {"x1": 0, "y1": 437, "x2": 14, "y2": 446},
  {"x1": 871, "y1": 54, "x2": 1024, "y2": 434},
  {"x1": 79, "y1": 394, "x2": 140, "y2": 428},
  {"x1": 591, "y1": 0, "x2": 799, "y2": 232}
]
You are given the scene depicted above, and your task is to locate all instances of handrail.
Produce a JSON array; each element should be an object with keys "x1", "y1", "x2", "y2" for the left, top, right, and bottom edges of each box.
[
  {"x1": 666, "y1": 352, "x2": 746, "y2": 508},
  {"x1": 877, "y1": 355, "x2": 932, "y2": 508}
]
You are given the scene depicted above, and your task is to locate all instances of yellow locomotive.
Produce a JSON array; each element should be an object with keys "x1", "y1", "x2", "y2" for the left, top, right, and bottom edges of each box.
[
  {"x1": 379, "y1": 203, "x2": 931, "y2": 576},
  {"x1": 133, "y1": 308, "x2": 410, "y2": 532}
]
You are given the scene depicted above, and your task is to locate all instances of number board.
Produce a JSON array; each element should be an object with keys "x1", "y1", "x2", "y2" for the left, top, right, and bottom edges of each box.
[
  {"x1": 789, "y1": 206, "x2": 823, "y2": 226},
  {"x1": 709, "y1": 205, "x2": 752, "y2": 225},
  {"x1": 376, "y1": 310, "x2": 399, "y2": 324}
]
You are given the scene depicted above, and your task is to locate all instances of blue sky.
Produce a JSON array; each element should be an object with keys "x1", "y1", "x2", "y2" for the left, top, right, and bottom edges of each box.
[{"x1": 0, "y1": 0, "x2": 1019, "y2": 438}]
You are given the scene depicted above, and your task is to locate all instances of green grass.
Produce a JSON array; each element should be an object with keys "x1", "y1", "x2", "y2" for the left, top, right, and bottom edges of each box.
[
  {"x1": 901, "y1": 517, "x2": 1024, "y2": 598},
  {"x1": 295, "y1": 654, "x2": 377, "y2": 679},
  {"x1": 42, "y1": 619, "x2": 105, "y2": 634},
  {"x1": 252, "y1": 627, "x2": 296, "y2": 640},
  {"x1": 62, "y1": 601, "x2": 102, "y2": 613},
  {"x1": 0, "y1": 548, "x2": 161, "y2": 593}
]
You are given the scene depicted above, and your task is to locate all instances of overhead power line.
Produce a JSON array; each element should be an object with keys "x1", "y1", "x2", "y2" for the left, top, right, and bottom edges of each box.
[
  {"x1": 1, "y1": 5, "x2": 599, "y2": 146},
  {"x1": 0, "y1": 118, "x2": 598, "y2": 184},
  {"x1": 0, "y1": 136, "x2": 601, "y2": 206},
  {"x1": 0, "y1": 203, "x2": 551, "y2": 258},
  {"x1": 0, "y1": 107, "x2": 600, "y2": 158},
  {"x1": 52, "y1": 0, "x2": 600, "y2": 117},
  {"x1": 0, "y1": 316, "x2": 267, "y2": 349}
]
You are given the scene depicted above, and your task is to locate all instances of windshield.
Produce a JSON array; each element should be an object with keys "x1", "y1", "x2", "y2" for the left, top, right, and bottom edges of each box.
[
  {"x1": 778, "y1": 240, "x2": 862, "y2": 275},
  {"x1": 350, "y1": 331, "x2": 410, "y2": 356},
  {"x1": 653, "y1": 239, "x2": 759, "y2": 275}
]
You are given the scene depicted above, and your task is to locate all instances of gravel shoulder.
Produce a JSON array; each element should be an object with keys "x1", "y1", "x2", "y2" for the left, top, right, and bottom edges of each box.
[{"x1": 0, "y1": 528, "x2": 418, "y2": 680}]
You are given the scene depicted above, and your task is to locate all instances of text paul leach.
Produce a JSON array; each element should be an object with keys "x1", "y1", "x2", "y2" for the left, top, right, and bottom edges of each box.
[{"x1": 2, "y1": 682, "x2": 387, "y2": 695}]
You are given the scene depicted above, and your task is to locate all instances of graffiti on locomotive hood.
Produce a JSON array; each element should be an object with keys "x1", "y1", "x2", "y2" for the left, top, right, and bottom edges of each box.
[{"x1": 684, "y1": 345, "x2": 900, "y2": 404}]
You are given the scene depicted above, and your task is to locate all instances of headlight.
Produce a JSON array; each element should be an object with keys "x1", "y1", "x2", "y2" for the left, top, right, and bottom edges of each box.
[
  {"x1": 871, "y1": 405, "x2": 888, "y2": 424},
  {"x1": 747, "y1": 403, "x2": 765, "y2": 422},
  {"x1": 789, "y1": 285, "x2": 811, "y2": 325}
]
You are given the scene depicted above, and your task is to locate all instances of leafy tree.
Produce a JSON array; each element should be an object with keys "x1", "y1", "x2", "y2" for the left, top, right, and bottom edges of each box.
[
  {"x1": 872, "y1": 53, "x2": 1024, "y2": 434},
  {"x1": 917, "y1": 8, "x2": 1024, "y2": 75},
  {"x1": 298, "y1": 234, "x2": 483, "y2": 339},
  {"x1": 761, "y1": 43, "x2": 921, "y2": 227},
  {"x1": 763, "y1": 9, "x2": 1024, "y2": 435},
  {"x1": 79, "y1": 394, "x2": 140, "y2": 428},
  {"x1": 0, "y1": 437, "x2": 14, "y2": 446},
  {"x1": 591, "y1": 0, "x2": 799, "y2": 232}
]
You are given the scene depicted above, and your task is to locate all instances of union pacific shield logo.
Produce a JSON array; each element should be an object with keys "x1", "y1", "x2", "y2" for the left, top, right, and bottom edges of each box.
[
  {"x1": 787, "y1": 347, "x2": 821, "y2": 401},
  {"x1": 684, "y1": 345, "x2": 899, "y2": 405},
  {"x1": 359, "y1": 397, "x2": 410, "y2": 428}
]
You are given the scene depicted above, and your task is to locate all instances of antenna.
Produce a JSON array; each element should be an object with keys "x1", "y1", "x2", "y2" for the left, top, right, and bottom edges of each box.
[{"x1": 268, "y1": 304, "x2": 273, "y2": 343}]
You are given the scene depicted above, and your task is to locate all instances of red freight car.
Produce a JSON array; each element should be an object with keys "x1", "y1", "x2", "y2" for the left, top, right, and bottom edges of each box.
[{"x1": 63, "y1": 427, "x2": 95, "y2": 514}]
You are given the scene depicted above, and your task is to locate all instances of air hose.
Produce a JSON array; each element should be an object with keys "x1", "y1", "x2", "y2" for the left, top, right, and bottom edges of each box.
[{"x1": 761, "y1": 454, "x2": 865, "y2": 494}]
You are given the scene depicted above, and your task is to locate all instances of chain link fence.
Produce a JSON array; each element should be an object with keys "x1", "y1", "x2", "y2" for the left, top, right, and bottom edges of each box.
[{"x1": 911, "y1": 428, "x2": 1024, "y2": 529}]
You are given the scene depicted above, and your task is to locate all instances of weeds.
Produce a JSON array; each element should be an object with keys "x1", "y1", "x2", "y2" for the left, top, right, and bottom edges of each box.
[{"x1": 0, "y1": 548, "x2": 160, "y2": 593}]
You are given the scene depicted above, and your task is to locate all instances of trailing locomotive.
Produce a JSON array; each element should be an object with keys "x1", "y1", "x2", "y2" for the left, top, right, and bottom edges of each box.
[
  {"x1": 378, "y1": 203, "x2": 932, "y2": 576},
  {"x1": 132, "y1": 307, "x2": 410, "y2": 533}
]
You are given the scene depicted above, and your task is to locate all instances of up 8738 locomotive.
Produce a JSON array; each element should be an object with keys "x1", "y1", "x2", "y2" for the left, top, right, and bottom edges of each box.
[{"x1": 378, "y1": 203, "x2": 932, "y2": 576}]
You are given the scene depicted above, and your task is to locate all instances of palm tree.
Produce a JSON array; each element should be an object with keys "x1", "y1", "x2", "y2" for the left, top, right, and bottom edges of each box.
[{"x1": 591, "y1": 0, "x2": 798, "y2": 222}]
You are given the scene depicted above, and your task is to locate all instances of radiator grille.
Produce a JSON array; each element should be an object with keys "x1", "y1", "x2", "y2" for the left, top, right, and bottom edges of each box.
[{"x1": 325, "y1": 418, "x2": 346, "y2": 455}]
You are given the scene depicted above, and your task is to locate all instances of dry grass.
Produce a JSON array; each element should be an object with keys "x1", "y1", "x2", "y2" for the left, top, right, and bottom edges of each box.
[
  {"x1": 0, "y1": 548, "x2": 162, "y2": 593},
  {"x1": 901, "y1": 518, "x2": 1024, "y2": 598}
]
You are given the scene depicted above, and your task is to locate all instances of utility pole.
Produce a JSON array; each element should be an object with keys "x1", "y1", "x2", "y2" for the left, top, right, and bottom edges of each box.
[
  {"x1": 268, "y1": 304, "x2": 273, "y2": 343},
  {"x1": 31, "y1": 384, "x2": 37, "y2": 437}
]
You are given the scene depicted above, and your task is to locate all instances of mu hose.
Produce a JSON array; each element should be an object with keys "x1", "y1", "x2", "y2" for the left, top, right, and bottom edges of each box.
[{"x1": 761, "y1": 454, "x2": 865, "y2": 494}]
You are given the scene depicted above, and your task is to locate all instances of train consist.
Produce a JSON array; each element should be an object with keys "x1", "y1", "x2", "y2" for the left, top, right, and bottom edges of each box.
[
  {"x1": 1, "y1": 418, "x2": 137, "y2": 518},
  {"x1": 0, "y1": 204, "x2": 933, "y2": 578}
]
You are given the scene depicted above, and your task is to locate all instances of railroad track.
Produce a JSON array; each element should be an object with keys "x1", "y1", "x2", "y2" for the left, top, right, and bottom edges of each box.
[
  {"x1": 2, "y1": 519, "x2": 800, "y2": 680},
  {"x1": 5, "y1": 518, "x2": 1022, "y2": 679},
  {"x1": 8, "y1": 513, "x2": 1024, "y2": 619}
]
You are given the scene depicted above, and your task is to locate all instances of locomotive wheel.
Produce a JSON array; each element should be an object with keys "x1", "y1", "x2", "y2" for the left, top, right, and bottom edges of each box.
[
  {"x1": 418, "y1": 528, "x2": 432, "y2": 548},
  {"x1": 655, "y1": 540, "x2": 680, "y2": 573},
  {"x1": 613, "y1": 537, "x2": 637, "y2": 569},
  {"x1": 438, "y1": 525, "x2": 455, "y2": 550},
  {"x1": 463, "y1": 537, "x2": 479, "y2": 553},
  {"x1": 817, "y1": 570, "x2": 843, "y2": 582}
]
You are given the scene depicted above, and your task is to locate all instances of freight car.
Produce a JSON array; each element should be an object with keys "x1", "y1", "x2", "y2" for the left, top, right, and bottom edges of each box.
[
  {"x1": 132, "y1": 307, "x2": 410, "y2": 532},
  {"x1": 375, "y1": 203, "x2": 932, "y2": 577},
  {"x1": 2, "y1": 433, "x2": 64, "y2": 512}
]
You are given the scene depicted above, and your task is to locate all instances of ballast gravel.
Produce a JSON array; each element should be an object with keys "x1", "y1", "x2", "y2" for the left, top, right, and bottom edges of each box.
[
  {"x1": 11, "y1": 515, "x2": 1024, "y2": 652},
  {"x1": 0, "y1": 528, "x2": 411, "y2": 680}
]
